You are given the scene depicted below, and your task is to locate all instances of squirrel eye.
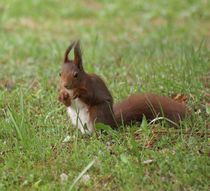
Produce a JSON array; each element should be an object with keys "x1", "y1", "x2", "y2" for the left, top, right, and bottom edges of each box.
[{"x1": 73, "y1": 72, "x2": 78, "y2": 78}]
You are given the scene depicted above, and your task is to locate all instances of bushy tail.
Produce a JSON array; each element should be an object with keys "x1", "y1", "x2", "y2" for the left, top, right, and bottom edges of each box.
[{"x1": 113, "y1": 93, "x2": 187, "y2": 126}]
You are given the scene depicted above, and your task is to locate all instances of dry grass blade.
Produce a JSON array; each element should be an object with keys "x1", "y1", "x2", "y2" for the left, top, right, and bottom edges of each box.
[
  {"x1": 172, "y1": 93, "x2": 188, "y2": 104},
  {"x1": 148, "y1": 117, "x2": 179, "y2": 127},
  {"x1": 69, "y1": 159, "x2": 95, "y2": 191}
]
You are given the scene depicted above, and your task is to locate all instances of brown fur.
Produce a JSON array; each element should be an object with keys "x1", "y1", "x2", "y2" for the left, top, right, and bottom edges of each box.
[
  {"x1": 59, "y1": 41, "x2": 117, "y2": 128},
  {"x1": 72, "y1": 73, "x2": 117, "y2": 128},
  {"x1": 59, "y1": 41, "x2": 187, "y2": 129},
  {"x1": 114, "y1": 93, "x2": 187, "y2": 125}
]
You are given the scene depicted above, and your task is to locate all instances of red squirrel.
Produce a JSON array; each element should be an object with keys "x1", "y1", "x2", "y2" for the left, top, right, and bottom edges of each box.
[{"x1": 59, "y1": 41, "x2": 187, "y2": 134}]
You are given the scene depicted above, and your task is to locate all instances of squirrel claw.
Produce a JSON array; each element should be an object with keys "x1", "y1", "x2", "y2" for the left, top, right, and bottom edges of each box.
[{"x1": 72, "y1": 90, "x2": 79, "y2": 99}]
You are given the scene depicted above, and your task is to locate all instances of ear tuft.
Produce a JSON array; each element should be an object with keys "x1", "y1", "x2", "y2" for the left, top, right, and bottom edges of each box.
[
  {"x1": 64, "y1": 41, "x2": 76, "y2": 63},
  {"x1": 74, "y1": 40, "x2": 83, "y2": 71}
]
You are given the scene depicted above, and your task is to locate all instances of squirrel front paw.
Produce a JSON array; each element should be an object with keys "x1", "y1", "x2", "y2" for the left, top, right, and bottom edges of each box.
[{"x1": 58, "y1": 90, "x2": 71, "y2": 106}]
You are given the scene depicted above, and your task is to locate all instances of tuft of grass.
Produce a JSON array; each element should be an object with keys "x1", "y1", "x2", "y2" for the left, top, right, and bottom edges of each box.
[{"x1": 0, "y1": 0, "x2": 210, "y2": 190}]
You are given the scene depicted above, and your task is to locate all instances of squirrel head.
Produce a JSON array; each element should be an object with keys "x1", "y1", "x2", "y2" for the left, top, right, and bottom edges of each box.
[{"x1": 60, "y1": 40, "x2": 85, "y2": 90}]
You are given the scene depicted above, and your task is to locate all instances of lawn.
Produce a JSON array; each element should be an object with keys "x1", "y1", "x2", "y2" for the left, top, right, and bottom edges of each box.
[{"x1": 0, "y1": 0, "x2": 210, "y2": 190}]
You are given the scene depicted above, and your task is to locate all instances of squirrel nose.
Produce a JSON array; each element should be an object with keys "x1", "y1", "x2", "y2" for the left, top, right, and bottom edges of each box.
[{"x1": 64, "y1": 84, "x2": 72, "y2": 90}]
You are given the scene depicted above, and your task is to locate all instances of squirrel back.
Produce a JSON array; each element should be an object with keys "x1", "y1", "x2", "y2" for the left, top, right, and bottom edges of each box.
[
  {"x1": 59, "y1": 41, "x2": 187, "y2": 133},
  {"x1": 79, "y1": 73, "x2": 117, "y2": 129}
]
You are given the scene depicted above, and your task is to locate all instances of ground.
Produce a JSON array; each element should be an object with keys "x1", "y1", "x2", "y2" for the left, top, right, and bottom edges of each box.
[{"x1": 0, "y1": 0, "x2": 209, "y2": 190}]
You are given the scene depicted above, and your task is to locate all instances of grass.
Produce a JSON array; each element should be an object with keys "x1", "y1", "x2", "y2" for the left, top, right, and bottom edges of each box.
[{"x1": 0, "y1": 0, "x2": 210, "y2": 190}]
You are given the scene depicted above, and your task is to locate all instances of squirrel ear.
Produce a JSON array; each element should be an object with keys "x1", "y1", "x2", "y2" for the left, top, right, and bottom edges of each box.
[
  {"x1": 64, "y1": 41, "x2": 75, "y2": 63},
  {"x1": 74, "y1": 40, "x2": 83, "y2": 71}
]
